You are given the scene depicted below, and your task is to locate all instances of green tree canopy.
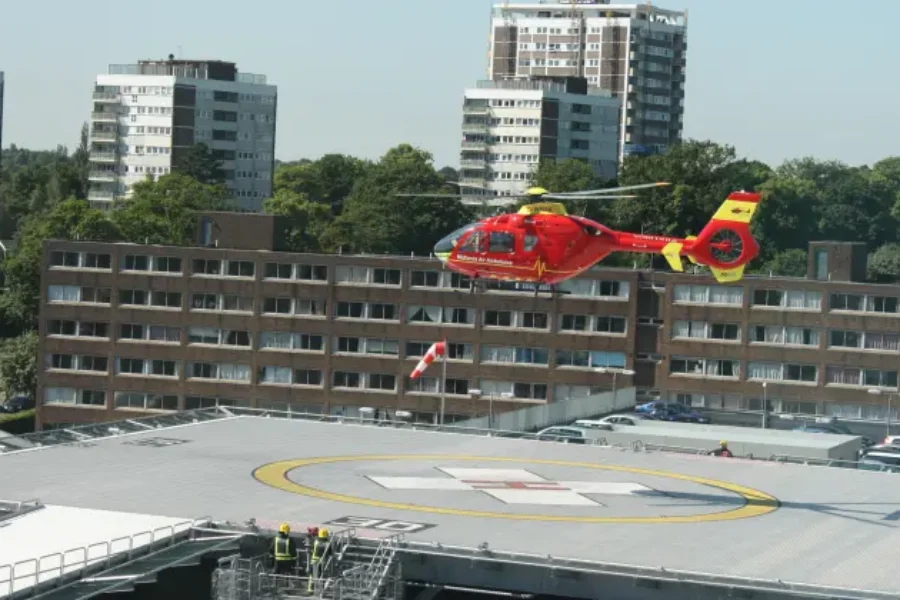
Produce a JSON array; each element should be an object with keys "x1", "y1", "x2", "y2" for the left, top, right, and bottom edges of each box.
[
  {"x1": 325, "y1": 144, "x2": 475, "y2": 255},
  {"x1": 0, "y1": 331, "x2": 38, "y2": 400},
  {"x1": 273, "y1": 154, "x2": 370, "y2": 214},
  {"x1": 263, "y1": 190, "x2": 332, "y2": 252},
  {"x1": 172, "y1": 143, "x2": 225, "y2": 185}
]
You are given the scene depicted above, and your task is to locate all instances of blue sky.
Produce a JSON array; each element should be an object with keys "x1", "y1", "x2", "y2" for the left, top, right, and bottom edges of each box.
[{"x1": 2, "y1": 0, "x2": 897, "y2": 169}]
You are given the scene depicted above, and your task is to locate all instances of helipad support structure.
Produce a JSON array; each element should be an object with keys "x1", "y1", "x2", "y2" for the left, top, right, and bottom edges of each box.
[{"x1": 2, "y1": 411, "x2": 900, "y2": 599}]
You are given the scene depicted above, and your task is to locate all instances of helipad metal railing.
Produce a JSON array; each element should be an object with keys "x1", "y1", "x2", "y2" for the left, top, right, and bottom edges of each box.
[
  {"x1": 0, "y1": 406, "x2": 895, "y2": 474},
  {"x1": 0, "y1": 518, "x2": 206, "y2": 597}
]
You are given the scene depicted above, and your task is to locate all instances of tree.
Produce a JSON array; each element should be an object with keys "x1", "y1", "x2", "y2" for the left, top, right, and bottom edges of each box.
[
  {"x1": 530, "y1": 158, "x2": 606, "y2": 193},
  {"x1": 2, "y1": 199, "x2": 120, "y2": 331},
  {"x1": 110, "y1": 172, "x2": 229, "y2": 245},
  {"x1": 755, "y1": 249, "x2": 809, "y2": 277},
  {"x1": 326, "y1": 144, "x2": 475, "y2": 255},
  {"x1": 868, "y1": 244, "x2": 900, "y2": 283},
  {"x1": 172, "y1": 143, "x2": 225, "y2": 185},
  {"x1": 263, "y1": 190, "x2": 332, "y2": 252},
  {"x1": 0, "y1": 331, "x2": 38, "y2": 400},
  {"x1": 616, "y1": 141, "x2": 774, "y2": 239},
  {"x1": 273, "y1": 154, "x2": 369, "y2": 214}
]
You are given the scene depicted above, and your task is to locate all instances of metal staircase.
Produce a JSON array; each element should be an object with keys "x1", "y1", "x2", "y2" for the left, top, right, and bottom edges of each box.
[{"x1": 210, "y1": 528, "x2": 403, "y2": 600}]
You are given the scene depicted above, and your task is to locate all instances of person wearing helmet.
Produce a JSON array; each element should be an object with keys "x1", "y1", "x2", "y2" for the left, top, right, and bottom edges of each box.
[
  {"x1": 307, "y1": 528, "x2": 331, "y2": 593},
  {"x1": 270, "y1": 523, "x2": 299, "y2": 575},
  {"x1": 709, "y1": 440, "x2": 733, "y2": 457}
]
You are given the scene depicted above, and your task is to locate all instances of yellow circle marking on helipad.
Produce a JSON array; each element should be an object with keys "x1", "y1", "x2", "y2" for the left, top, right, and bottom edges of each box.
[{"x1": 252, "y1": 454, "x2": 780, "y2": 524}]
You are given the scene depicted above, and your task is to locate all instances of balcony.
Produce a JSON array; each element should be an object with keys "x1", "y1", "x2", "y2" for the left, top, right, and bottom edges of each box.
[
  {"x1": 462, "y1": 122, "x2": 489, "y2": 134},
  {"x1": 87, "y1": 189, "x2": 115, "y2": 202},
  {"x1": 463, "y1": 105, "x2": 490, "y2": 115},
  {"x1": 459, "y1": 175, "x2": 487, "y2": 185},
  {"x1": 460, "y1": 158, "x2": 487, "y2": 168},
  {"x1": 90, "y1": 151, "x2": 118, "y2": 163},
  {"x1": 91, "y1": 111, "x2": 120, "y2": 122},
  {"x1": 89, "y1": 171, "x2": 118, "y2": 183},
  {"x1": 461, "y1": 140, "x2": 488, "y2": 150},
  {"x1": 93, "y1": 91, "x2": 120, "y2": 101},
  {"x1": 89, "y1": 130, "x2": 117, "y2": 141}
]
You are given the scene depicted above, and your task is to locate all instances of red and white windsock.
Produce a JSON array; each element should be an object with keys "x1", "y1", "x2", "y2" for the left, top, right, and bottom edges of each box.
[{"x1": 409, "y1": 341, "x2": 446, "y2": 379}]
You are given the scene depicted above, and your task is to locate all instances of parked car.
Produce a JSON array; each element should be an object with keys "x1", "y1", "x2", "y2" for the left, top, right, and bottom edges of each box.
[
  {"x1": 573, "y1": 415, "x2": 641, "y2": 428},
  {"x1": 0, "y1": 395, "x2": 32, "y2": 414},
  {"x1": 858, "y1": 451, "x2": 900, "y2": 472},
  {"x1": 534, "y1": 426, "x2": 589, "y2": 444},
  {"x1": 637, "y1": 402, "x2": 710, "y2": 424},
  {"x1": 793, "y1": 422, "x2": 874, "y2": 447}
]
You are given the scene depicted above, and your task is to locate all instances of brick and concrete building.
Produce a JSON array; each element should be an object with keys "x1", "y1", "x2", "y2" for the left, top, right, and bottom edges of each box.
[
  {"x1": 459, "y1": 77, "x2": 620, "y2": 204},
  {"x1": 488, "y1": 1, "x2": 687, "y2": 161},
  {"x1": 87, "y1": 57, "x2": 277, "y2": 212},
  {"x1": 35, "y1": 213, "x2": 900, "y2": 431}
]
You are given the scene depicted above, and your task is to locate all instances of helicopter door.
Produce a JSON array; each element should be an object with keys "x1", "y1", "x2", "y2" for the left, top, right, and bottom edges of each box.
[{"x1": 487, "y1": 230, "x2": 517, "y2": 255}]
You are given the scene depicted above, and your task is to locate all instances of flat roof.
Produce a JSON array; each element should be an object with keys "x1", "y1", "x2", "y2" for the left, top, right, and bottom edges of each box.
[{"x1": 2, "y1": 415, "x2": 900, "y2": 596}]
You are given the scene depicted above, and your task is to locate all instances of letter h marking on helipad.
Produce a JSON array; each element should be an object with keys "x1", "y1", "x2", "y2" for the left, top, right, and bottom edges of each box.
[{"x1": 367, "y1": 467, "x2": 653, "y2": 506}]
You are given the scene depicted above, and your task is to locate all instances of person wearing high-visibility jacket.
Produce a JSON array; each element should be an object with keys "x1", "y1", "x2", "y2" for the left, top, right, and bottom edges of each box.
[
  {"x1": 307, "y1": 528, "x2": 331, "y2": 592},
  {"x1": 270, "y1": 523, "x2": 299, "y2": 575}
]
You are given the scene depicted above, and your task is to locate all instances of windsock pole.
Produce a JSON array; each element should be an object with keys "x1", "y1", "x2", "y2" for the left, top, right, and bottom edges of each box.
[{"x1": 440, "y1": 338, "x2": 447, "y2": 426}]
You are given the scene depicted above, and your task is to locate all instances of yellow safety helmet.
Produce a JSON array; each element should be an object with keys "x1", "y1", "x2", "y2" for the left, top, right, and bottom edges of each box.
[
  {"x1": 720, "y1": 440, "x2": 728, "y2": 446},
  {"x1": 318, "y1": 528, "x2": 329, "y2": 538},
  {"x1": 279, "y1": 523, "x2": 290, "y2": 534}
]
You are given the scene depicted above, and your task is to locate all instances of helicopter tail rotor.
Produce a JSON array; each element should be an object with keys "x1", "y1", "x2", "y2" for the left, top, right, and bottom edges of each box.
[{"x1": 660, "y1": 191, "x2": 762, "y2": 283}]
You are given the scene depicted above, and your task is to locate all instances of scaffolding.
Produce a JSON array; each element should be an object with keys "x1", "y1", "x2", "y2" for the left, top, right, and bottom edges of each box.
[{"x1": 210, "y1": 529, "x2": 404, "y2": 600}]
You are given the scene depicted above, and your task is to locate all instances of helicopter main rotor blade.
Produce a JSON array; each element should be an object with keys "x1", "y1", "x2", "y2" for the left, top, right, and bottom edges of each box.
[
  {"x1": 542, "y1": 194, "x2": 638, "y2": 200},
  {"x1": 559, "y1": 182, "x2": 671, "y2": 196},
  {"x1": 394, "y1": 193, "x2": 466, "y2": 198}
]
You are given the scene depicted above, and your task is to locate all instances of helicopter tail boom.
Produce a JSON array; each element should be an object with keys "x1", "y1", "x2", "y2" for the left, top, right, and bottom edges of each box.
[{"x1": 658, "y1": 191, "x2": 762, "y2": 283}]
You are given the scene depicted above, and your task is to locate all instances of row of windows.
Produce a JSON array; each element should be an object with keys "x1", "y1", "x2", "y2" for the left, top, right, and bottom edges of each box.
[
  {"x1": 674, "y1": 285, "x2": 900, "y2": 315},
  {"x1": 48, "y1": 251, "x2": 630, "y2": 298},
  {"x1": 43, "y1": 374, "x2": 594, "y2": 409},
  {"x1": 44, "y1": 342, "x2": 627, "y2": 371},
  {"x1": 670, "y1": 356, "x2": 899, "y2": 390},
  {"x1": 672, "y1": 321, "x2": 900, "y2": 352},
  {"x1": 45, "y1": 293, "x2": 629, "y2": 334}
]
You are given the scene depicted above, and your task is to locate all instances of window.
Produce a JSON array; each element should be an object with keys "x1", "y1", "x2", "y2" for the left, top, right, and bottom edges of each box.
[
  {"x1": 150, "y1": 291, "x2": 181, "y2": 308},
  {"x1": 446, "y1": 378, "x2": 469, "y2": 395},
  {"x1": 192, "y1": 258, "x2": 221, "y2": 275},
  {"x1": 46, "y1": 354, "x2": 108, "y2": 373},
  {"x1": 558, "y1": 278, "x2": 630, "y2": 298},
  {"x1": 407, "y1": 305, "x2": 473, "y2": 325},
  {"x1": 226, "y1": 260, "x2": 255, "y2": 278},
  {"x1": 114, "y1": 392, "x2": 178, "y2": 411},
  {"x1": 223, "y1": 294, "x2": 254, "y2": 312},
  {"x1": 259, "y1": 332, "x2": 324, "y2": 352},
  {"x1": 484, "y1": 310, "x2": 512, "y2": 327},
  {"x1": 366, "y1": 373, "x2": 396, "y2": 391},
  {"x1": 521, "y1": 312, "x2": 548, "y2": 329},
  {"x1": 672, "y1": 321, "x2": 740, "y2": 341},
  {"x1": 263, "y1": 297, "x2": 293, "y2": 314},
  {"x1": 333, "y1": 371, "x2": 361, "y2": 388},
  {"x1": 192, "y1": 293, "x2": 219, "y2": 310},
  {"x1": 826, "y1": 366, "x2": 898, "y2": 389},
  {"x1": 223, "y1": 330, "x2": 251, "y2": 347},
  {"x1": 294, "y1": 369, "x2": 322, "y2": 386},
  {"x1": 47, "y1": 285, "x2": 111, "y2": 304},
  {"x1": 122, "y1": 254, "x2": 150, "y2": 271},
  {"x1": 188, "y1": 362, "x2": 251, "y2": 382},
  {"x1": 265, "y1": 262, "x2": 293, "y2": 279},
  {"x1": 369, "y1": 303, "x2": 396, "y2": 320},
  {"x1": 372, "y1": 268, "x2": 401, "y2": 285},
  {"x1": 153, "y1": 256, "x2": 182, "y2": 273},
  {"x1": 297, "y1": 264, "x2": 328, "y2": 281},
  {"x1": 80, "y1": 287, "x2": 112, "y2": 304},
  {"x1": 49, "y1": 251, "x2": 111, "y2": 269},
  {"x1": 814, "y1": 249, "x2": 828, "y2": 280},
  {"x1": 595, "y1": 316, "x2": 627, "y2": 334},
  {"x1": 49, "y1": 251, "x2": 80, "y2": 267},
  {"x1": 829, "y1": 329, "x2": 862, "y2": 349},
  {"x1": 44, "y1": 387, "x2": 106, "y2": 407},
  {"x1": 674, "y1": 284, "x2": 743, "y2": 306},
  {"x1": 410, "y1": 270, "x2": 440, "y2": 287},
  {"x1": 867, "y1": 295, "x2": 900, "y2": 314},
  {"x1": 446, "y1": 343, "x2": 473, "y2": 360},
  {"x1": 481, "y1": 345, "x2": 549, "y2": 365},
  {"x1": 47, "y1": 319, "x2": 109, "y2": 338},
  {"x1": 748, "y1": 362, "x2": 817, "y2": 383},
  {"x1": 752, "y1": 288, "x2": 822, "y2": 311},
  {"x1": 864, "y1": 332, "x2": 900, "y2": 352},
  {"x1": 750, "y1": 325, "x2": 819, "y2": 347},
  {"x1": 513, "y1": 382, "x2": 547, "y2": 400},
  {"x1": 150, "y1": 360, "x2": 178, "y2": 377},
  {"x1": 556, "y1": 350, "x2": 627, "y2": 369},
  {"x1": 560, "y1": 314, "x2": 588, "y2": 332},
  {"x1": 296, "y1": 299, "x2": 327, "y2": 316},
  {"x1": 119, "y1": 289, "x2": 147, "y2": 306},
  {"x1": 670, "y1": 357, "x2": 739, "y2": 378},
  {"x1": 117, "y1": 358, "x2": 146, "y2": 375}
]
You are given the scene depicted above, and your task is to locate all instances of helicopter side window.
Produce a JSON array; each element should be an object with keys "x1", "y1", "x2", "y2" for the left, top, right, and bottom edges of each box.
[
  {"x1": 458, "y1": 231, "x2": 486, "y2": 254},
  {"x1": 524, "y1": 234, "x2": 539, "y2": 252},
  {"x1": 489, "y1": 231, "x2": 515, "y2": 253}
]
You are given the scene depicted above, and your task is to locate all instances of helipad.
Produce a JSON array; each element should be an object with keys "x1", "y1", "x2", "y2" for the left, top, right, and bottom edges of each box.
[{"x1": 2, "y1": 414, "x2": 900, "y2": 596}]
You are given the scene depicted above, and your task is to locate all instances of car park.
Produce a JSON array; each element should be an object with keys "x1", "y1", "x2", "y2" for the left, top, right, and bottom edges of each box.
[{"x1": 534, "y1": 426, "x2": 589, "y2": 444}]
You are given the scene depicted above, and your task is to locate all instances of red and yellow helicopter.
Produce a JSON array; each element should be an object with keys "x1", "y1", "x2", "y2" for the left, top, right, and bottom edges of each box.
[{"x1": 398, "y1": 182, "x2": 761, "y2": 292}]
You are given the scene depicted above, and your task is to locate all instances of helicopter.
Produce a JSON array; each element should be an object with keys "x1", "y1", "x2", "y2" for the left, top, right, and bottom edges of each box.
[{"x1": 396, "y1": 181, "x2": 762, "y2": 294}]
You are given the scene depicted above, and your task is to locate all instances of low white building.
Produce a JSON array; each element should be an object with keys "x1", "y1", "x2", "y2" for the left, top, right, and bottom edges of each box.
[
  {"x1": 459, "y1": 77, "x2": 620, "y2": 206},
  {"x1": 87, "y1": 56, "x2": 277, "y2": 212}
]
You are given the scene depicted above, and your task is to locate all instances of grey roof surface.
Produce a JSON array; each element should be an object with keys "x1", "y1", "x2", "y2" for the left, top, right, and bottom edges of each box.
[{"x1": 2, "y1": 416, "x2": 900, "y2": 595}]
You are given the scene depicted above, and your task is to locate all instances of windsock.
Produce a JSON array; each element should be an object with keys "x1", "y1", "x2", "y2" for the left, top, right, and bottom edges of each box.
[{"x1": 409, "y1": 341, "x2": 446, "y2": 379}]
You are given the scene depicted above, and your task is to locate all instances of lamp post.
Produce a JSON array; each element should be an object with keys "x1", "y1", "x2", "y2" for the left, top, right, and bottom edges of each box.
[
  {"x1": 868, "y1": 388, "x2": 895, "y2": 438},
  {"x1": 762, "y1": 382, "x2": 768, "y2": 429},
  {"x1": 594, "y1": 366, "x2": 636, "y2": 408}
]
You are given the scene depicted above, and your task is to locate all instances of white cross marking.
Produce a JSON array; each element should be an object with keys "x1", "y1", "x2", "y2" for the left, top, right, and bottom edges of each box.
[{"x1": 367, "y1": 467, "x2": 653, "y2": 506}]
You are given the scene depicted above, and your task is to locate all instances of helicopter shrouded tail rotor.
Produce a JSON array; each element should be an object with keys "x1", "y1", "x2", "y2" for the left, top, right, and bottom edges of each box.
[{"x1": 660, "y1": 191, "x2": 762, "y2": 283}]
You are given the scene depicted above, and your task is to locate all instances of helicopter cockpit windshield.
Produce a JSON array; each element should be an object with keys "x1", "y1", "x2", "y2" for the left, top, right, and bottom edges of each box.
[{"x1": 433, "y1": 223, "x2": 479, "y2": 256}]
